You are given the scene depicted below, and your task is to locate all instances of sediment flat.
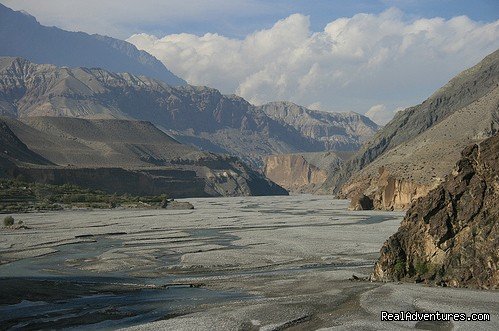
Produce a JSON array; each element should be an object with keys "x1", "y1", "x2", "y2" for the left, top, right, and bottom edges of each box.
[{"x1": 0, "y1": 195, "x2": 497, "y2": 330}]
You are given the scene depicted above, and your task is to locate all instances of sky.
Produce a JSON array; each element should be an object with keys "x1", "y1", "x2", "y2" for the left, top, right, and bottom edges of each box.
[{"x1": 2, "y1": 0, "x2": 499, "y2": 124}]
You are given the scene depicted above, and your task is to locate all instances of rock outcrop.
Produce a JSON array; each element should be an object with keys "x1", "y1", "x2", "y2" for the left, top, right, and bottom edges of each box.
[
  {"x1": 342, "y1": 167, "x2": 438, "y2": 210},
  {"x1": 323, "y1": 48, "x2": 499, "y2": 210},
  {"x1": 349, "y1": 194, "x2": 373, "y2": 211},
  {"x1": 263, "y1": 152, "x2": 346, "y2": 193},
  {"x1": 371, "y1": 134, "x2": 499, "y2": 289}
]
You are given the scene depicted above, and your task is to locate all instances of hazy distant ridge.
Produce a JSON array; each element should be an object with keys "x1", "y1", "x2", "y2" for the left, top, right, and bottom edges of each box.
[{"x1": 0, "y1": 3, "x2": 185, "y2": 86}]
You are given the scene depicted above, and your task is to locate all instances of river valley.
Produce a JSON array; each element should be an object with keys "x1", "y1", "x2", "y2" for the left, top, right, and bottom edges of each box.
[{"x1": 0, "y1": 195, "x2": 497, "y2": 330}]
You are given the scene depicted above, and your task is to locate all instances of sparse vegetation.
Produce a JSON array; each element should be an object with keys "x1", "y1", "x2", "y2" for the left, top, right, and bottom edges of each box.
[
  {"x1": 394, "y1": 260, "x2": 405, "y2": 274},
  {"x1": 0, "y1": 178, "x2": 174, "y2": 213},
  {"x1": 3, "y1": 215, "x2": 14, "y2": 226},
  {"x1": 414, "y1": 261, "x2": 429, "y2": 275}
]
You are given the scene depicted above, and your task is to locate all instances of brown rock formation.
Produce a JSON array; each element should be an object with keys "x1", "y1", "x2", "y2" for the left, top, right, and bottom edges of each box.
[
  {"x1": 371, "y1": 134, "x2": 499, "y2": 289},
  {"x1": 349, "y1": 194, "x2": 373, "y2": 211},
  {"x1": 263, "y1": 152, "x2": 345, "y2": 193},
  {"x1": 263, "y1": 155, "x2": 327, "y2": 192},
  {"x1": 342, "y1": 167, "x2": 438, "y2": 210}
]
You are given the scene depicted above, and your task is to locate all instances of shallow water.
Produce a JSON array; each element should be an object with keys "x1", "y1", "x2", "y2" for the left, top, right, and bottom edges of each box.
[{"x1": 0, "y1": 195, "x2": 405, "y2": 329}]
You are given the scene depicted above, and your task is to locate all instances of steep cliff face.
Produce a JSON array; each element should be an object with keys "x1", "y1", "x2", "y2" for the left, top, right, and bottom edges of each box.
[
  {"x1": 263, "y1": 154, "x2": 330, "y2": 193},
  {"x1": 371, "y1": 134, "x2": 499, "y2": 289},
  {"x1": 263, "y1": 152, "x2": 345, "y2": 193},
  {"x1": 322, "y1": 49, "x2": 499, "y2": 204},
  {"x1": 344, "y1": 167, "x2": 439, "y2": 211}
]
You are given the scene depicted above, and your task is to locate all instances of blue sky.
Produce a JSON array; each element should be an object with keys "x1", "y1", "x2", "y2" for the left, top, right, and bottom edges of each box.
[
  {"x1": 1, "y1": 1, "x2": 498, "y2": 123},
  {"x1": 2, "y1": 0, "x2": 497, "y2": 39},
  {"x1": 199, "y1": 0, "x2": 499, "y2": 39}
]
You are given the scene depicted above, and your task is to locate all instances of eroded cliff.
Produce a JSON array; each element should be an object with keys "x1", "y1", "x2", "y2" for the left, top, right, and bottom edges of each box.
[
  {"x1": 345, "y1": 167, "x2": 439, "y2": 211},
  {"x1": 263, "y1": 152, "x2": 344, "y2": 193},
  {"x1": 0, "y1": 117, "x2": 288, "y2": 197}
]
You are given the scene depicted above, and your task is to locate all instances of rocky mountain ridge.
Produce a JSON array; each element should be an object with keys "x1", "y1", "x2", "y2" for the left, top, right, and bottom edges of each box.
[
  {"x1": 0, "y1": 56, "x2": 378, "y2": 167},
  {"x1": 260, "y1": 102, "x2": 378, "y2": 151},
  {"x1": 324, "y1": 48, "x2": 499, "y2": 210}
]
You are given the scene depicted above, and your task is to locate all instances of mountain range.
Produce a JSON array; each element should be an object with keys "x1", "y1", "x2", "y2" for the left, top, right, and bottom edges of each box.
[{"x1": 0, "y1": 56, "x2": 378, "y2": 167}]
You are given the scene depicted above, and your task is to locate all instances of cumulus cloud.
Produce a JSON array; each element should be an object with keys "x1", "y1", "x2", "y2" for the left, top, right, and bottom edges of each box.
[
  {"x1": 366, "y1": 104, "x2": 406, "y2": 125},
  {"x1": 128, "y1": 8, "x2": 499, "y2": 121}
]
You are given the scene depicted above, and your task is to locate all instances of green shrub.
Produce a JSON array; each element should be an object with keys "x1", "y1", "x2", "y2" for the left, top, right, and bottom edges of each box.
[
  {"x1": 394, "y1": 260, "x2": 405, "y2": 273},
  {"x1": 3, "y1": 216, "x2": 14, "y2": 227},
  {"x1": 415, "y1": 261, "x2": 429, "y2": 275}
]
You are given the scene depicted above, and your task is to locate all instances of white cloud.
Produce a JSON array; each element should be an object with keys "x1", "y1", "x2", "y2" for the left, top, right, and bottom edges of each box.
[
  {"x1": 307, "y1": 102, "x2": 325, "y2": 111},
  {"x1": 365, "y1": 105, "x2": 393, "y2": 125},
  {"x1": 127, "y1": 8, "x2": 499, "y2": 116}
]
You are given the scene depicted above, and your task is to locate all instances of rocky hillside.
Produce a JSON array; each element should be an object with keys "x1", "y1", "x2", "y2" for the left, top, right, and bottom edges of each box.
[
  {"x1": 372, "y1": 134, "x2": 499, "y2": 289},
  {"x1": 263, "y1": 152, "x2": 348, "y2": 193},
  {"x1": 0, "y1": 120, "x2": 52, "y2": 166},
  {"x1": 260, "y1": 102, "x2": 378, "y2": 151},
  {"x1": 0, "y1": 3, "x2": 184, "y2": 85},
  {"x1": 0, "y1": 57, "x2": 377, "y2": 167},
  {"x1": 0, "y1": 116, "x2": 287, "y2": 197},
  {"x1": 324, "y1": 49, "x2": 499, "y2": 210}
]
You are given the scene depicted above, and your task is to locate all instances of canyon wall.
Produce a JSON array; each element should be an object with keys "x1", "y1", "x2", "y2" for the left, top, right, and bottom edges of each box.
[{"x1": 263, "y1": 152, "x2": 344, "y2": 193}]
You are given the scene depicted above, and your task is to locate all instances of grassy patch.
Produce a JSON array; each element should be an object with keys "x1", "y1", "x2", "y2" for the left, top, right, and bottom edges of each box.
[{"x1": 394, "y1": 260, "x2": 405, "y2": 273}]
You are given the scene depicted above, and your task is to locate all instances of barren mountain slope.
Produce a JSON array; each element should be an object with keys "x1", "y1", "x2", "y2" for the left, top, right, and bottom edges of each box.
[
  {"x1": 12, "y1": 117, "x2": 197, "y2": 168},
  {"x1": 0, "y1": 119, "x2": 52, "y2": 166},
  {"x1": 343, "y1": 84, "x2": 499, "y2": 210},
  {"x1": 0, "y1": 117, "x2": 287, "y2": 197},
  {"x1": 322, "y1": 49, "x2": 499, "y2": 209}
]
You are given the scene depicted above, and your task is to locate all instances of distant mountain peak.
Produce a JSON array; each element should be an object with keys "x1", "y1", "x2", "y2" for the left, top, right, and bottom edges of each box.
[{"x1": 0, "y1": 3, "x2": 186, "y2": 86}]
